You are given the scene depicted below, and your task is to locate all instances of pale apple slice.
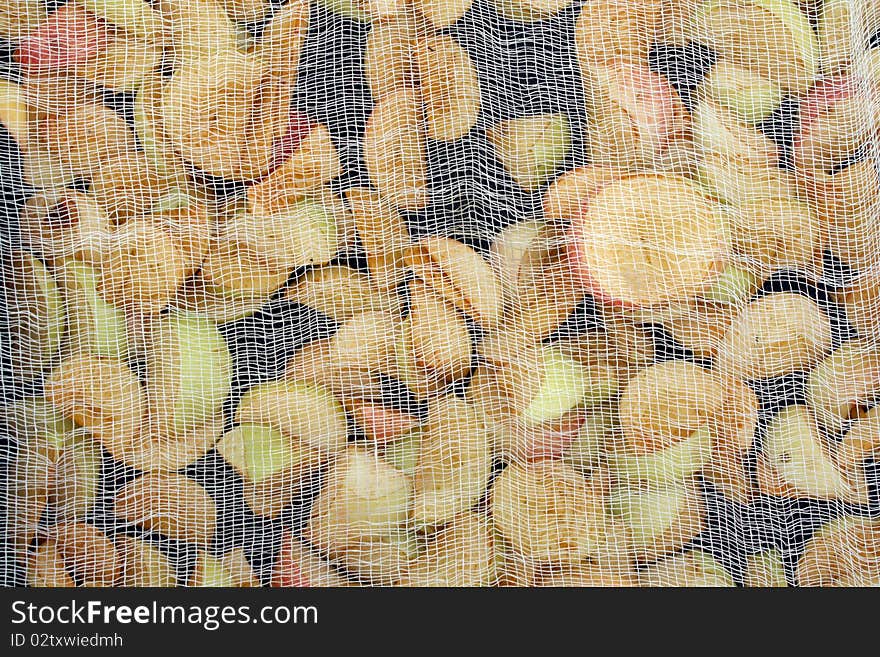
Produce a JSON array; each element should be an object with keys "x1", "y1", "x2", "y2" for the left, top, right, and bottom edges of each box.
[
  {"x1": 403, "y1": 512, "x2": 496, "y2": 587},
  {"x1": 221, "y1": 0, "x2": 274, "y2": 22},
  {"x1": 133, "y1": 72, "x2": 186, "y2": 176},
  {"x1": 235, "y1": 380, "x2": 348, "y2": 457},
  {"x1": 542, "y1": 165, "x2": 620, "y2": 226},
  {"x1": 145, "y1": 312, "x2": 232, "y2": 434},
  {"x1": 78, "y1": 30, "x2": 164, "y2": 91},
  {"x1": 117, "y1": 536, "x2": 177, "y2": 586},
  {"x1": 806, "y1": 340, "x2": 880, "y2": 435},
  {"x1": 609, "y1": 425, "x2": 714, "y2": 484},
  {"x1": 17, "y1": 191, "x2": 112, "y2": 265},
  {"x1": 618, "y1": 360, "x2": 726, "y2": 455},
  {"x1": 493, "y1": 0, "x2": 574, "y2": 21},
  {"x1": 364, "y1": 88, "x2": 429, "y2": 210},
  {"x1": 416, "y1": 33, "x2": 481, "y2": 142},
  {"x1": 191, "y1": 548, "x2": 261, "y2": 587},
  {"x1": 575, "y1": 0, "x2": 667, "y2": 72},
  {"x1": 836, "y1": 274, "x2": 880, "y2": 343},
  {"x1": 743, "y1": 549, "x2": 788, "y2": 587},
  {"x1": 382, "y1": 428, "x2": 422, "y2": 474},
  {"x1": 586, "y1": 60, "x2": 689, "y2": 170},
  {"x1": 486, "y1": 114, "x2": 570, "y2": 191},
  {"x1": 45, "y1": 353, "x2": 146, "y2": 450},
  {"x1": 562, "y1": 405, "x2": 617, "y2": 472},
  {"x1": 566, "y1": 174, "x2": 728, "y2": 308},
  {"x1": 4, "y1": 250, "x2": 65, "y2": 384},
  {"x1": 756, "y1": 405, "x2": 853, "y2": 500},
  {"x1": 52, "y1": 521, "x2": 121, "y2": 586},
  {"x1": 491, "y1": 461, "x2": 606, "y2": 563},
  {"x1": 607, "y1": 477, "x2": 706, "y2": 563},
  {"x1": 537, "y1": 563, "x2": 638, "y2": 587},
  {"x1": 489, "y1": 219, "x2": 546, "y2": 297},
  {"x1": 835, "y1": 405, "x2": 880, "y2": 505},
  {"x1": 0, "y1": 0, "x2": 46, "y2": 39},
  {"x1": 155, "y1": 0, "x2": 240, "y2": 59},
  {"x1": 716, "y1": 293, "x2": 832, "y2": 381},
  {"x1": 0, "y1": 397, "x2": 78, "y2": 462},
  {"x1": 699, "y1": 59, "x2": 784, "y2": 124},
  {"x1": 639, "y1": 550, "x2": 735, "y2": 586},
  {"x1": 304, "y1": 445, "x2": 413, "y2": 554},
  {"x1": 411, "y1": 397, "x2": 492, "y2": 528},
  {"x1": 170, "y1": 275, "x2": 269, "y2": 324},
  {"x1": 257, "y1": 0, "x2": 310, "y2": 85},
  {"x1": 405, "y1": 236, "x2": 504, "y2": 327},
  {"x1": 8, "y1": 437, "x2": 55, "y2": 557},
  {"x1": 364, "y1": 13, "x2": 421, "y2": 102},
  {"x1": 691, "y1": 0, "x2": 820, "y2": 94},
  {"x1": 693, "y1": 99, "x2": 779, "y2": 168},
  {"x1": 53, "y1": 432, "x2": 103, "y2": 522},
  {"x1": 418, "y1": 0, "x2": 472, "y2": 26},
  {"x1": 55, "y1": 258, "x2": 129, "y2": 361},
  {"x1": 78, "y1": 0, "x2": 167, "y2": 41},
  {"x1": 696, "y1": 153, "x2": 800, "y2": 206},
  {"x1": 114, "y1": 472, "x2": 217, "y2": 546}
]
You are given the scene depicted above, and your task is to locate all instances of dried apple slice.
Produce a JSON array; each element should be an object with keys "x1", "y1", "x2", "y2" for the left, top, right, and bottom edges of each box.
[
  {"x1": 835, "y1": 405, "x2": 880, "y2": 505},
  {"x1": 743, "y1": 549, "x2": 787, "y2": 587},
  {"x1": 797, "y1": 516, "x2": 880, "y2": 586},
  {"x1": 575, "y1": 0, "x2": 667, "y2": 71},
  {"x1": 133, "y1": 72, "x2": 187, "y2": 176},
  {"x1": 716, "y1": 293, "x2": 832, "y2": 381},
  {"x1": 114, "y1": 472, "x2": 217, "y2": 546},
  {"x1": 486, "y1": 114, "x2": 570, "y2": 191},
  {"x1": 27, "y1": 540, "x2": 75, "y2": 588},
  {"x1": 257, "y1": 0, "x2": 309, "y2": 84},
  {"x1": 639, "y1": 550, "x2": 734, "y2": 586},
  {"x1": 415, "y1": 33, "x2": 481, "y2": 142},
  {"x1": 90, "y1": 152, "x2": 176, "y2": 223},
  {"x1": 608, "y1": 425, "x2": 713, "y2": 484},
  {"x1": 53, "y1": 432, "x2": 103, "y2": 522},
  {"x1": 411, "y1": 397, "x2": 493, "y2": 528},
  {"x1": 618, "y1": 360, "x2": 726, "y2": 455},
  {"x1": 536, "y1": 563, "x2": 638, "y2": 587},
  {"x1": 627, "y1": 299, "x2": 741, "y2": 360},
  {"x1": 7, "y1": 436, "x2": 55, "y2": 557},
  {"x1": 696, "y1": 153, "x2": 800, "y2": 206},
  {"x1": 693, "y1": 99, "x2": 779, "y2": 169},
  {"x1": 287, "y1": 266, "x2": 399, "y2": 322},
  {"x1": 117, "y1": 536, "x2": 177, "y2": 586},
  {"x1": 170, "y1": 275, "x2": 269, "y2": 324},
  {"x1": 190, "y1": 548, "x2": 261, "y2": 587},
  {"x1": 403, "y1": 512, "x2": 496, "y2": 587},
  {"x1": 493, "y1": 0, "x2": 574, "y2": 21},
  {"x1": 699, "y1": 59, "x2": 784, "y2": 124},
  {"x1": 52, "y1": 521, "x2": 121, "y2": 587},
  {"x1": 405, "y1": 236, "x2": 503, "y2": 327},
  {"x1": 806, "y1": 340, "x2": 880, "y2": 435},
  {"x1": 418, "y1": 0, "x2": 472, "y2": 26},
  {"x1": 691, "y1": 0, "x2": 820, "y2": 94},
  {"x1": 818, "y1": 0, "x2": 880, "y2": 74},
  {"x1": 566, "y1": 174, "x2": 727, "y2": 308},
  {"x1": 542, "y1": 165, "x2": 620, "y2": 226},
  {"x1": 17, "y1": 191, "x2": 112, "y2": 264},
  {"x1": 78, "y1": 0, "x2": 168, "y2": 41},
  {"x1": 0, "y1": 0, "x2": 46, "y2": 39},
  {"x1": 364, "y1": 88, "x2": 428, "y2": 210},
  {"x1": 364, "y1": 12, "x2": 421, "y2": 102},
  {"x1": 272, "y1": 532, "x2": 353, "y2": 587},
  {"x1": 4, "y1": 250, "x2": 65, "y2": 384},
  {"x1": 78, "y1": 30, "x2": 164, "y2": 91},
  {"x1": 156, "y1": 0, "x2": 239, "y2": 59},
  {"x1": 45, "y1": 353, "x2": 146, "y2": 450}
]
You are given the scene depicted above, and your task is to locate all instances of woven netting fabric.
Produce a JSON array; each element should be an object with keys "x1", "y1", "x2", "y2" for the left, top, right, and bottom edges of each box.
[{"x1": 2, "y1": 0, "x2": 880, "y2": 587}]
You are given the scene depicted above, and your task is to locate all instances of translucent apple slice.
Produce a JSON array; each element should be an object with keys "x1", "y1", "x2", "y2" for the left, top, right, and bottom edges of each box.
[
  {"x1": 743, "y1": 549, "x2": 788, "y2": 587},
  {"x1": 52, "y1": 521, "x2": 121, "y2": 586},
  {"x1": 0, "y1": 397, "x2": 78, "y2": 462},
  {"x1": 609, "y1": 425, "x2": 713, "y2": 484},
  {"x1": 700, "y1": 59, "x2": 784, "y2": 124},
  {"x1": 618, "y1": 360, "x2": 726, "y2": 455},
  {"x1": 235, "y1": 380, "x2": 349, "y2": 457},
  {"x1": 27, "y1": 540, "x2": 75, "y2": 588},
  {"x1": 3, "y1": 250, "x2": 65, "y2": 384},
  {"x1": 117, "y1": 536, "x2": 177, "y2": 586},
  {"x1": 806, "y1": 340, "x2": 880, "y2": 435},
  {"x1": 411, "y1": 397, "x2": 493, "y2": 528},
  {"x1": 756, "y1": 405, "x2": 853, "y2": 500},
  {"x1": 170, "y1": 275, "x2": 269, "y2": 324},
  {"x1": 382, "y1": 428, "x2": 422, "y2": 473},
  {"x1": 491, "y1": 460, "x2": 606, "y2": 563},
  {"x1": 566, "y1": 174, "x2": 728, "y2": 307},
  {"x1": 405, "y1": 236, "x2": 503, "y2": 327},
  {"x1": 114, "y1": 472, "x2": 217, "y2": 546},
  {"x1": 190, "y1": 549, "x2": 261, "y2": 587},
  {"x1": 415, "y1": 33, "x2": 481, "y2": 142},
  {"x1": 691, "y1": 0, "x2": 820, "y2": 94},
  {"x1": 693, "y1": 99, "x2": 779, "y2": 168},
  {"x1": 716, "y1": 293, "x2": 832, "y2": 381},
  {"x1": 575, "y1": 0, "x2": 667, "y2": 71},
  {"x1": 403, "y1": 512, "x2": 496, "y2": 587},
  {"x1": 45, "y1": 353, "x2": 146, "y2": 450},
  {"x1": 486, "y1": 113, "x2": 570, "y2": 191},
  {"x1": 639, "y1": 550, "x2": 735, "y2": 586},
  {"x1": 363, "y1": 88, "x2": 428, "y2": 210},
  {"x1": 364, "y1": 12, "x2": 421, "y2": 102}
]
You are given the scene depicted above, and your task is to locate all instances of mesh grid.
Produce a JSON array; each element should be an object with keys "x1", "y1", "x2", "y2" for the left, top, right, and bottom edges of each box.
[{"x1": 1, "y1": 0, "x2": 879, "y2": 587}]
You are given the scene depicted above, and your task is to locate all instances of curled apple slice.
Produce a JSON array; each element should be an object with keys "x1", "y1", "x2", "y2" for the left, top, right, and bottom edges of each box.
[
  {"x1": 52, "y1": 521, "x2": 121, "y2": 587},
  {"x1": 609, "y1": 425, "x2": 713, "y2": 484},
  {"x1": 756, "y1": 405, "x2": 853, "y2": 500},
  {"x1": 411, "y1": 397, "x2": 493, "y2": 527},
  {"x1": 156, "y1": 0, "x2": 240, "y2": 59},
  {"x1": 699, "y1": 59, "x2": 784, "y2": 124},
  {"x1": 404, "y1": 512, "x2": 496, "y2": 587},
  {"x1": 618, "y1": 360, "x2": 726, "y2": 455},
  {"x1": 836, "y1": 274, "x2": 880, "y2": 340},
  {"x1": 345, "y1": 187, "x2": 411, "y2": 294},
  {"x1": 364, "y1": 88, "x2": 428, "y2": 210},
  {"x1": 114, "y1": 472, "x2": 217, "y2": 546},
  {"x1": 716, "y1": 293, "x2": 832, "y2": 381},
  {"x1": 797, "y1": 516, "x2": 880, "y2": 586},
  {"x1": 45, "y1": 353, "x2": 146, "y2": 450},
  {"x1": 257, "y1": 0, "x2": 310, "y2": 84},
  {"x1": 416, "y1": 33, "x2": 481, "y2": 142},
  {"x1": 537, "y1": 562, "x2": 638, "y2": 587},
  {"x1": 272, "y1": 532, "x2": 354, "y2": 587},
  {"x1": 90, "y1": 152, "x2": 177, "y2": 224},
  {"x1": 639, "y1": 550, "x2": 734, "y2": 586},
  {"x1": 405, "y1": 236, "x2": 503, "y2": 327},
  {"x1": 133, "y1": 72, "x2": 186, "y2": 176},
  {"x1": 190, "y1": 548, "x2": 261, "y2": 587},
  {"x1": 542, "y1": 165, "x2": 620, "y2": 226},
  {"x1": 567, "y1": 174, "x2": 727, "y2": 307},
  {"x1": 626, "y1": 298, "x2": 741, "y2": 360},
  {"x1": 7, "y1": 437, "x2": 54, "y2": 557},
  {"x1": 53, "y1": 432, "x2": 102, "y2": 522},
  {"x1": 575, "y1": 0, "x2": 667, "y2": 71},
  {"x1": 78, "y1": 0, "x2": 168, "y2": 41},
  {"x1": 835, "y1": 406, "x2": 880, "y2": 505},
  {"x1": 486, "y1": 114, "x2": 570, "y2": 191},
  {"x1": 696, "y1": 153, "x2": 800, "y2": 205},
  {"x1": 78, "y1": 30, "x2": 164, "y2": 91},
  {"x1": 586, "y1": 60, "x2": 689, "y2": 170},
  {"x1": 287, "y1": 266, "x2": 399, "y2": 322},
  {"x1": 118, "y1": 536, "x2": 177, "y2": 586},
  {"x1": 491, "y1": 460, "x2": 606, "y2": 563},
  {"x1": 743, "y1": 549, "x2": 787, "y2": 587},
  {"x1": 27, "y1": 540, "x2": 75, "y2": 588},
  {"x1": 691, "y1": 0, "x2": 819, "y2": 94},
  {"x1": 806, "y1": 340, "x2": 880, "y2": 435},
  {"x1": 418, "y1": 0, "x2": 472, "y2": 26},
  {"x1": 562, "y1": 405, "x2": 617, "y2": 472},
  {"x1": 364, "y1": 12, "x2": 421, "y2": 102},
  {"x1": 693, "y1": 99, "x2": 779, "y2": 168}
]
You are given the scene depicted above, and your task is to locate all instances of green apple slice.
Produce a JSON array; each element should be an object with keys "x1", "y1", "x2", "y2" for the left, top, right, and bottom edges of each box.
[
  {"x1": 0, "y1": 398, "x2": 77, "y2": 461},
  {"x1": 699, "y1": 264, "x2": 761, "y2": 304},
  {"x1": 383, "y1": 429, "x2": 422, "y2": 475},
  {"x1": 118, "y1": 536, "x2": 176, "y2": 586},
  {"x1": 805, "y1": 341, "x2": 880, "y2": 435},
  {"x1": 486, "y1": 114, "x2": 571, "y2": 191},
  {"x1": 56, "y1": 259, "x2": 129, "y2": 361},
  {"x1": 608, "y1": 479, "x2": 690, "y2": 546},
  {"x1": 609, "y1": 425, "x2": 713, "y2": 484},
  {"x1": 562, "y1": 406, "x2": 616, "y2": 472},
  {"x1": 761, "y1": 405, "x2": 852, "y2": 499},
  {"x1": 217, "y1": 424, "x2": 311, "y2": 483},
  {"x1": 146, "y1": 312, "x2": 232, "y2": 434},
  {"x1": 743, "y1": 549, "x2": 787, "y2": 587},
  {"x1": 700, "y1": 59, "x2": 784, "y2": 124},
  {"x1": 53, "y1": 432, "x2": 103, "y2": 522}
]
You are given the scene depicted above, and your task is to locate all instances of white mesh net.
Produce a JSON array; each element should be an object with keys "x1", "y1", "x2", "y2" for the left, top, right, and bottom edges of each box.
[{"x1": 1, "y1": 0, "x2": 880, "y2": 588}]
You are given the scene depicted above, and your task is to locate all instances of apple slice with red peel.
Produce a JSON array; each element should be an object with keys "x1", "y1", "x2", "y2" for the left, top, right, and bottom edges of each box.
[
  {"x1": 691, "y1": 0, "x2": 819, "y2": 94},
  {"x1": 716, "y1": 293, "x2": 832, "y2": 381},
  {"x1": 15, "y1": 3, "x2": 113, "y2": 71},
  {"x1": 351, "y1": 401, "x2": 421, "y2": 445},
  {"x1": 4, "y1": 250, "x2": 65, "y2": 384},
  {"x1": 756, "y1": 405, "x2": 853, "y2": 500},
  {"x1": 700, "y1": 59, "x2": 784, "y2": 124},
  {"x1": 586, "y1": 60, "x2": 689, "y2": 170},
  {"x1": 566, "y1": 174, "x2": 728, "y2": 308},
  {"x1": 272, "y1": 532, "x2": 353, "y2": 587},
  {"x1": 542, "y1": 165, "x2": 620, "y2": 226},
  {"x1": 416, "y1": 33, "x2": 481, "y2": 141},
  {"x1": 486, "y1": 113, "x2": 570, "y2": 191},
  {"x1": 364, "y1": 88, "x2": 429, "y2": 210},
  {"x1": 806, "y1": 340, "x2": 880, "y2": 435},
  {"x1": 118, "y1": 536, "x2": 177, "y2": 586}
]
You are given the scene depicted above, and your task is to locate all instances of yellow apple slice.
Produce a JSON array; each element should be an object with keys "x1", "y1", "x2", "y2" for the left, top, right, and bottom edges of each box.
[
  {"x1": 418, "y1": 0, "x2": 472, "y2": 27},
  {"x1": 639, "y1": 550, "x2": 735, "y2": 586},
  {"x1": 836, "y1": 405, "x2": 880, "y2": 505},
  {"x1": 493, "y1": 0, "x2": 574, "y2": 21},
  {"x1": 78, "y1": 31, "x2": 164, "y2": 91},
  {"x1": 364, "y1": 12, "x2": 422, "y2": 102},
  {"x1": 806, "y1": 340, "x2": 880, "y2": 435},
  {"x1": 416, "y1": 33, "x2": 481, "y2": 141},
  {"x1": 118, "y1": 536, "x2": 177, "y2": 586},
  {"x1": 287, "y1": 265, "x2": 400, "y2": 322},
  {"x1": 27, "y1": 541, "x2": 75, "y2": 588},
  {"x1": 486, "y1": 114, "x2": 570, "y2": 191},
  {"x1": 575, "y1": 0, "x2": 667, "y2": 72},
  {"x1": 797, "y1": 516, "x2": 880, "y2": 586},
  {"x1": 403, "y1": 512, "x2": 495, "y2": 587},
  {"x1": 0, "y1": 0, "x2": 46, "y2": 39},
  {"x1": 257, "y1": 0, "x2": 310, "y2": 84},
  {"x1": 567, "y1": 174, "x2": 728, "y2": 307},
  {"x1": 743, "y1": 549, "x2": 787, "y2": 587},
  {"x1": 53, "y1": 432, "x2": 103, "y2": 522}
]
